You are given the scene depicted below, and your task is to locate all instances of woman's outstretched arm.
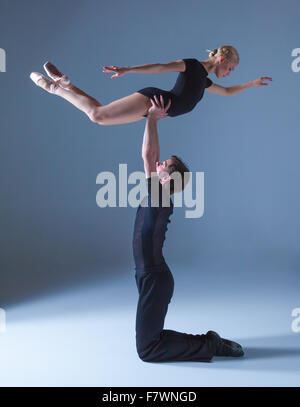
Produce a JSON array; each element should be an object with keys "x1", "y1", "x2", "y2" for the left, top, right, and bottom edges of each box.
[
  {"x1": 206, "y1": 77, "x2": 272, "y2": 96},
  {"x1": 103, "y1": 60, "x2": 185, "y2": 78}
]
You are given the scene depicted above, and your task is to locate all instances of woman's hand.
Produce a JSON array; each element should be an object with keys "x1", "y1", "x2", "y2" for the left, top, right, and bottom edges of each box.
[
  {"x1": 147, "y1": 95, "x2": 171, "y2": 120},
  {"x1": 102, "y1": 65, "x2": 128, "y2": 79},
  {"x1": 251, "y1": 77, "x2": 273, "y2": 86}
]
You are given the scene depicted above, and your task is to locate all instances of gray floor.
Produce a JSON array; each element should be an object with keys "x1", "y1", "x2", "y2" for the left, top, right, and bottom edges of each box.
[{"x1": 0, "y1": 260, "x2": 299, "y2": 386}]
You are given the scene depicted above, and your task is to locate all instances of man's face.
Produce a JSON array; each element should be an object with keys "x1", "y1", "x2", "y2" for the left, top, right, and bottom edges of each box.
[{"x1": 156, "y1": 157, "x2": 174, "y2": 179}]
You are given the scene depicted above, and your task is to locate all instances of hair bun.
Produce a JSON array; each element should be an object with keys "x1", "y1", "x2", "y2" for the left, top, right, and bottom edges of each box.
[
  {"x1": 206, "y1": 48, "x2": 218, "y2": 58},
  {"x1": 206, "y1": 45, "x2": 239, "y2": 64}
]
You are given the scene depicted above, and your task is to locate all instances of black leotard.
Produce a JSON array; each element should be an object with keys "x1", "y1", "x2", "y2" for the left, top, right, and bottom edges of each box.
[
  {"x1": 137, "y1": 58, "x2": 213, "y2": 117},
  {"x1": 132, "y1": 176, "x2": 173, "y2": 272}
]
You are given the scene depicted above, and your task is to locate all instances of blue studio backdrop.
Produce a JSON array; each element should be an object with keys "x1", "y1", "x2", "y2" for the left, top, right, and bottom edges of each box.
[{"x1": 0, "y1": 0, "x2": 299, "y2": 386}]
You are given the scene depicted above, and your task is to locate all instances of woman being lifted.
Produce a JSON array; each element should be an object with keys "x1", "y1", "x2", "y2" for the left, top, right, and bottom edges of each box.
[{"x1": 30, "y1": 45, "x2": 272, "y2": 126}]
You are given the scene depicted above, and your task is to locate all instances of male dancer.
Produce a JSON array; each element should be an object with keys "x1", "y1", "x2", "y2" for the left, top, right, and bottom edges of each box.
[{"x1": 133, "y1": 95, "x2": 244, "y2": 362}]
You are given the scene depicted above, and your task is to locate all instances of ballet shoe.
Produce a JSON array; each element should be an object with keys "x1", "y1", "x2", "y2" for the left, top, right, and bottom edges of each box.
[
  {"x1": 43, "y1": 61, "x2": 72, "y2": 89},
  {"x1": 30, "y1": 72, "x2": 58, "y2": 94}
]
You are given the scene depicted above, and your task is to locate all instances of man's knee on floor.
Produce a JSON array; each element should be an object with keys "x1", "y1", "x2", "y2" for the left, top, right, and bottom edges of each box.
[
  {"x1": 137, "y1": 348, "x2": 156, "y2": 363},
  {"x1": 136, "y1": 341, "x2": 157, "y2": 363}
]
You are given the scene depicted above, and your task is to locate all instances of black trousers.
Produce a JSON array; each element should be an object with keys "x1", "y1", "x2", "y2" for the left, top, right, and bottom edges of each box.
[{"x1": 134, "y1": 266, "x2": 217, "y2": 362}]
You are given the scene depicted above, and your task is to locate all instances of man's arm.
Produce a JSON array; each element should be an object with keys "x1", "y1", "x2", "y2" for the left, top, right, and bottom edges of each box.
[
  {"x1": 142, "y1": 115, "x2": 160, "y2": 178},
  {"x1": 142, "y1": 95, "x2": 171, "y2": 178}
]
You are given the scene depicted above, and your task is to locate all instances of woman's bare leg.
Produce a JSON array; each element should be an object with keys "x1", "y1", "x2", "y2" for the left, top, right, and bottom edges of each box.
[
  {"x1": 90, "y1": 92, "x2": 152, "y2": 125},
  {"x1": 55, "y1": 84, "x2": 103, "y2": 120},
  {"x1": 55, "y1": 85, "x2": 152, "y2": 125},
  {"x1": 30, "y1": 72, "x2": 152, "y2": 125}
]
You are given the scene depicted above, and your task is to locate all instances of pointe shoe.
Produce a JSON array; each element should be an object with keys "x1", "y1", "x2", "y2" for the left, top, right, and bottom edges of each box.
[
  {"x1": 43, "y1": 61, "x2": 71, "y2": 89},
  {"x1": 30, "y1": 72, "x2": 58, "y2": 94}
]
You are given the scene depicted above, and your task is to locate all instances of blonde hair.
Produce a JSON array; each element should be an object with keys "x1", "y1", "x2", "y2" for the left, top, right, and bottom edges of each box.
[{"x1": 206, "y1": 45, "x2": 239, "y2": 64}]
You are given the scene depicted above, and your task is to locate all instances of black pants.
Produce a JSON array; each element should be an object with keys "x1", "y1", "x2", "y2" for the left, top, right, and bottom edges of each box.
[{"x1": 134, "y1": 267, "x2": 217, "y2": 362}]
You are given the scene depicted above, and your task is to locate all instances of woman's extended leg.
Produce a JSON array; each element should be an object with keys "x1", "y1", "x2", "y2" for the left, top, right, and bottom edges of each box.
[{"x1": 30, "y1": 71, "x2": 152, "y2": 125}]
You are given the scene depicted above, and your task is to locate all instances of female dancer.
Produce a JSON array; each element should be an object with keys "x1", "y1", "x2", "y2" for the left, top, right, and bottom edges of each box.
[{"x1": 30, "y1": 45, "x2": 272, "y2": 125}]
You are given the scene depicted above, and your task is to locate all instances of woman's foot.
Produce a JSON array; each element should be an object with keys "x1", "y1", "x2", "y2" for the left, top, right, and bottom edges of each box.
[
  {"x1": 30, "y1": 72, "x2": 58, "y2": 94},
  {"x1": 43, "y1": 61, "x2": 72, "y2": 90}
]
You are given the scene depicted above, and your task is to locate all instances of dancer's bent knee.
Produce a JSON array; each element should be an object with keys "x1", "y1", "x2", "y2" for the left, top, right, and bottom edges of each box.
[{"x1": 136, "y1": 345, "x2": 156, "y2": 363}]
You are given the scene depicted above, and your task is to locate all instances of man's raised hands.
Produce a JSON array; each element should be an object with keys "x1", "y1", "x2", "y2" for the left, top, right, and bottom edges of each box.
[{"x1": 147, "y1": 95, "x2": 171, "y2": 120}]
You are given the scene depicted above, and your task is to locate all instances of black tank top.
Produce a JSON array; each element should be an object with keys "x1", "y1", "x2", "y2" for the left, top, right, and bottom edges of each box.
[{"x1": 132, "y1": 176, "x2": 173, "y2": 272}]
